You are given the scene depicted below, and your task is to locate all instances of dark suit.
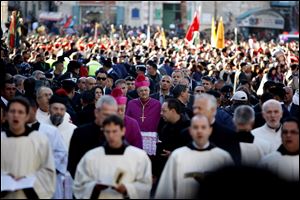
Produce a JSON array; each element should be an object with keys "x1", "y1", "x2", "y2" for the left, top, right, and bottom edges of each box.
[
  {"x1": 289, "y1": 103, "x2": 299, "y2": 118},
  {"x1": 67, "y1": 122, "x2": 105, "y2": 178},
  {"x1": 150, "y1": 92, "x2": 173, "y2": 104},
  {"x1": 103, "y1": 87, "x2": 112, "y2": 95},
  {"x1": 78, "y1": 104, "x2": 95, "y2": 125},
  {"x1": 155, "y1": 115, "x2": 190, "y2": 177},
  {"x1": 127, "y1": 90, "x2": 139, "y2": 101}
]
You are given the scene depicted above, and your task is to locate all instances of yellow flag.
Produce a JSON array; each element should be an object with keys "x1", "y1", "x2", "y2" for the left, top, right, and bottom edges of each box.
[
  {"x1": 161, "y1": 28, "x2": 167, "y2": 49},
  {"x1": 216, "y1": 17, "x2": 225, "y2": 49},
  {"x1": 211, "y1": 17, "x2": 217, "y2": 48}
]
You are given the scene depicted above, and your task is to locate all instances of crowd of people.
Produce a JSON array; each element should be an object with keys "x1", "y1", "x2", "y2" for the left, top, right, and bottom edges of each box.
[{"x1": 1, "y1": 23, "x2": 299, "y2": 199}]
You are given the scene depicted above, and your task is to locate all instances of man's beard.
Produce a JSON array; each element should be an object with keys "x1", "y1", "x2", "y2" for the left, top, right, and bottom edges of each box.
[{"x1": 50, "y1": 114, "x2": 64, "y2": 126}]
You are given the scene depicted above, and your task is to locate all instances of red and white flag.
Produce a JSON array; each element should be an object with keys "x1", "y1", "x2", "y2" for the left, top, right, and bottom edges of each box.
[{"x1": 185, "y1": 12, "x2": 200, "y2": 42}]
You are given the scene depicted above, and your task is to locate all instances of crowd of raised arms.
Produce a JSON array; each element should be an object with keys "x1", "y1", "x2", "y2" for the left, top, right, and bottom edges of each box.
[{"x1": 1, "y1": 24, "x2": 299, "y2": 199}]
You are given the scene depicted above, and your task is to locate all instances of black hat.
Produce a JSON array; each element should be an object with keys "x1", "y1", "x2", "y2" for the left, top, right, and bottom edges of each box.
[
  {"x1": 136, "y1": 65, "x2": 146, "y2": 72},
  {"x1": 207, "y1": 90, "x2": 221, "y2": 98},
  {"x1": 49, "y1": 94, "x2": 68, "y2": 105},
  {"x1": 61, "y1": 79, "x2": 76, "y2": 90},
  {"x1": 125, "y1": 76, "x2": 135, "y2": 81}
]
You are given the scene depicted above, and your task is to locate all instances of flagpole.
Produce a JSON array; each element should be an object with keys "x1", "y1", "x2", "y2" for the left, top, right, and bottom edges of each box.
[
  {"x1": 198, "y1": 5, "x2": 201, "y2": 41},
  {"x1": 234, "y1": 27, "x2": 238, "y2": 44}
]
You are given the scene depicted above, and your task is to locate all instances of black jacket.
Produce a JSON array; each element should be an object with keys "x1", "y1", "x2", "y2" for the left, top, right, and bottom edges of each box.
[
  {"x1": 78, "y1": 104, "x2": 95, "y2": 125},
  {"x1": 150, "y1": 92, "x2": 173, "y2": 104},
  {"x1": 154, "y1": 115, "x2": 190, "y2": 177},
  {"x1": 67, "y1": 122, "x2": 105, "y2": 178}
]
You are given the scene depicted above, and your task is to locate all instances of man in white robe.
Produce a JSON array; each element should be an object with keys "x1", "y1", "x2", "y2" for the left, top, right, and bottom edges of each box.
[
  {"x1": 252, "y1": 99, "x2": 283, "y2": 151},
  {"x1": 36, "y1": 86, "x2": 71, "y2": 124},
  {"x1": 233, "y1": 105, "x2": 273, "y2": 166},
  {"x1": 44, "y1": 94, "x2": 77, "y2": 150},
  {"x1": 155, "y1": 115, "x2": 233, "y2": 199},
  {"x1": 259, "y1": 117, "x2": 299, "y2": 182},
  {"x1": 26, "y1": 98, "x2": 72, "y2": 199},
  {"x1": 1, "y1": 97, "x2": 55, "y2": 199},
  {"x1": 73, "y1": 115, "x2": 152, "y2": 199}
]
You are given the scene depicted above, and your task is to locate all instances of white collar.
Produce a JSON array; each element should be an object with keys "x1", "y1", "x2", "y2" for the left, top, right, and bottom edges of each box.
[
  {"x1": 37, "y1": 108, "x2": 49, "y2": 115},
  {"x1": 193, "y1": 141, "x2": 210, "y2": 150},
  {"x1": 264, "y1": 123, "x2": 281, "y2": 133},
  {"x1": 1, "y1": 96, "x2": 8, "y2": 106},
  {"x1": 159, "y1": 91, "x2": 170, "y2": 96}
]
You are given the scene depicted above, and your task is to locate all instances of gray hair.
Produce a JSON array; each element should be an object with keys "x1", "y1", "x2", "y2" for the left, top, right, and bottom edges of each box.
[
  {"x1": 194, "y1": 93, "x2": 217, "y2": 111},
  {"x1": 233, "y1": 105, "x2": 255, "y2": 125},
  {"x1": 13, "y1": 75, "x2": 26, "y2": 87},
  {"x1": 32, "y1": 70, "x2": 45, "y2": 80},
  {"x1": 36, "y1": 86, "x2": 53, "y2": 98},
  {"x1": 95, "y1": 95, "x2": 118, "y2": 109},
  {"x1": 262, "y1": 99, "x2": 282, "y2": 113}
]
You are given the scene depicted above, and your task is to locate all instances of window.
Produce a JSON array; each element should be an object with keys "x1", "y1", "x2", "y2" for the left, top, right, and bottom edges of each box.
[
  {"x1": 132, "y1": 8, "x2": 139, "y2": 19},
  {"x1": 154, "y1": 9, "x2": 161, "y2": 20}
]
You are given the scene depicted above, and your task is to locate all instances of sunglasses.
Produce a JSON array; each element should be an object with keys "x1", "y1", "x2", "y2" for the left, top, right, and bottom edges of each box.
[
  {"x1": 97, "y1": 77, "x2": 107, "y2": 81},
  {"x1": 195, "y1": 90, "x2": 205, "y2": 93},
  {"x1": 127, "y1": 82, "x2": 135, "y2": 85}
]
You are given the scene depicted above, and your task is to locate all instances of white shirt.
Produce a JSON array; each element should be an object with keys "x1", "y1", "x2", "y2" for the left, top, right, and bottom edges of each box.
[
  {"x1": 73, "y1": 146, "x2": 152, "y2": 199},
  {"x1": 252, "y1": 123, "x2": 282, "y2": 152},
  {"x1": 240, "y1": 137, "x2": 273, "y2": 166},
  {"x1": 1, "y1": 96, "x2": 8, "y2": 106},
  {"x1": 27, "y1": 121, "x2": 68, "y2": 174},
  {"x1": 44, "y1": 116, "x2": 77, "y2": 151},
  {"x1": 36, "y1": 108, "x2": 72, "y2": 124},
  {"x1": 155, "y1": 145, "x2": 233, "y2": 199},
  {"x1": 259, "y1": 151, "x2": 299, "y2": 182}
]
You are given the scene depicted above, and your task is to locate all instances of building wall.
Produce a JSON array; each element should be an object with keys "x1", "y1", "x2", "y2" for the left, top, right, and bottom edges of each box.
[
  {"x1": 1, "y1": 1, "x2": 8, "y2": 30},
  {"x1": 116, "y1": 1, "x2": 271, "y2": 30},
  {"x1": 195, "y1": 1, "x2": 271, "y2": 31}
]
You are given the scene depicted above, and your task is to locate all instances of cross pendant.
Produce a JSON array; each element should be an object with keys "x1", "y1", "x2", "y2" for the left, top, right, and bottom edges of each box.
[
  {"x1": 140, "y1": 115, "x2": 146, "y2": 122},
  {"x1": 140, "y1": 106, "x2": 146, "y2": 122}
]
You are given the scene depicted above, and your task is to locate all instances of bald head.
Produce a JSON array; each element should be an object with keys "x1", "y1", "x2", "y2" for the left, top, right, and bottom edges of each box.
[
  {"x1": 86, "y1": 77, "x2": 96, "y2": 90},
  {"x1": 189, "y1": 114, "x2": 212, "y2": 148},
  {"x1": 191, "y1": 114, "x2": 210, "y2": 126}
]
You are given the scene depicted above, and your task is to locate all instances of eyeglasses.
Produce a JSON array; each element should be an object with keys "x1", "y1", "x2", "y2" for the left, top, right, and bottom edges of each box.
[
  {"x1": 127, "y1": 82, "x2": 135, "y2": 85},
  {"x1": 97, "y1": 77, "x2": 107, "y2": 81},
  {"x1": 195, "y1": 90, "x2": 205, "y2": 93},
  {"x1": 161, "y1": 80, "x2": 171, "y2": 83}
]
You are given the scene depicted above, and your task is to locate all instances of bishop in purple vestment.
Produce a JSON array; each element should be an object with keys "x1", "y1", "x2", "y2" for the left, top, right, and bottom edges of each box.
[
  {"x1": 125, "y1": 74, "x2": 161, "y2": 155},
  {"x1": 111, "y1": 87, "x2": 143, "y2": 149}
]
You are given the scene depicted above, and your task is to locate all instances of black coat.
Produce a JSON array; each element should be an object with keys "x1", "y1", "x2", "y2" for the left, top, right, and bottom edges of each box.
[
  {"x1": 78, "y1": 104, "x2": 95, "y2": 125},
  {"x1": 180, "y1": 121, "x2": 241, "y2": 165},
  {"x1": 67, "y1": 122, "x2": 105, "y2": 178},
  {"x1": 150, "y1": 92, "x2": 173, "y2": 104},
  {"x1": 154, "y1": 115, "x2": 190, "y2": 177},
  {"x1": 290, "y1": 103, "x2": 299, "y2": 118}
]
